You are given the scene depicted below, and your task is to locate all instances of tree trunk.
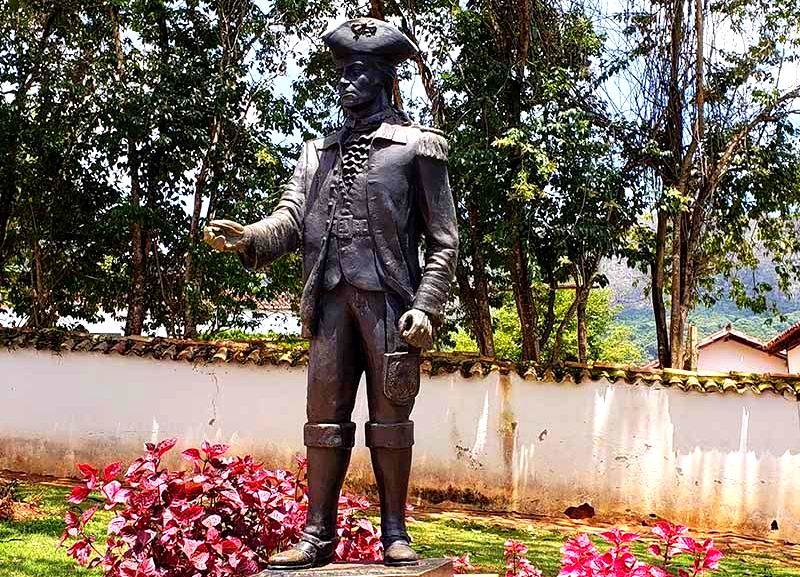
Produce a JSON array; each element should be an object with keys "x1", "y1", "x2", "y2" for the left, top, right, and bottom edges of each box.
[
  {"x1": 509, "y1": 228, "x2": 538, "y2": 362},
  {"x1": 472, "y1": 273, "x2": 495, "y2": 357},
  {"x1": 30, "y1": 237, "x2": 56, "y2": 328},
  {"x1": 660, "y1": 0, "x2": 685, "y2": 368},
  {"x1": 577, "y1": 287, "x2": 588, "y2": 364},
  {"x1": 456, "y1": 266, "x2": 495, "y2": 357},
  {"x1": 549, "y1": 292, "x2": 580, "y2": 365},
  {"x1": 0, "y1": 143, "x2": 17, "y2": 287},
  {"x1": 109, "y1": 5, "x2": 148, "y2": 336},
  {"x1": 184, "y1": 118, "x2": 220, "y2": 339},
  {"x1": 124, "y1": 140, "x2": 147, "y2": 336},
  {"x1": 669, "y1": 213, "x2": 684, "y2": 368},
  {"x1": 462, "y1": 200, "x2": 496, "y2": 357},
  {"x1": 651, "y1": 211, "x2": 670, "y2": 367},
  {"x1": 538, "y1": 270, "x2": 557, "y2": 348}
]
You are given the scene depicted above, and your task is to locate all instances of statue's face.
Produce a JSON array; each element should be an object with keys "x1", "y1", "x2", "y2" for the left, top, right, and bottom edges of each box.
[{"x1": 337, "y1": 59, "x2": 385, "y2": 110}]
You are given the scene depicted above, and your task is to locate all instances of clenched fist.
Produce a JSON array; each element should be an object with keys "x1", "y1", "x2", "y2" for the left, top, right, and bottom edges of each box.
[
  {"x1": 398, "y1": 308, "x2": 433, "y2": 350},
  {"x1": 203, "y1": 219, "x2": 246, "y2": 252}
]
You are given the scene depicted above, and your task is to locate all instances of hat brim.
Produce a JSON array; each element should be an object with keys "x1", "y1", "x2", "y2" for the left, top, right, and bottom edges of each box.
[{"x1": 323, "y1": 18, "x2": 419, "y2": 67}]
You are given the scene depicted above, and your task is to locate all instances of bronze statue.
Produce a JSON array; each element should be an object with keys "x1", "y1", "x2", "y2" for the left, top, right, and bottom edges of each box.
[{"x1": 204, "y1": 17, "x2": 458, "y2": 570}]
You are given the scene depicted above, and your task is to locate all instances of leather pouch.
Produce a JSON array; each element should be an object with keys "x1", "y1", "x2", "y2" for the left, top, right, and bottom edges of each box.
[{"x1": 384, "y1": 350, "x2": 421, "y2": 405}]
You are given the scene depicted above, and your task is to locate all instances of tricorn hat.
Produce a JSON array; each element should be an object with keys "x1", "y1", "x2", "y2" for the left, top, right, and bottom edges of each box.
[{"x1": 322, "y1": 18, "x2": 419, "y2": 66}]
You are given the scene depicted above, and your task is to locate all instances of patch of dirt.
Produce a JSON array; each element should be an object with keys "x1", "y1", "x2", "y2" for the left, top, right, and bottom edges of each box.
[
  {"x1": 0, "y1": 475, "x2": 47, "y2": 522},
  {"x1": 6, "y1": 500, "x2": 46, "y2": 522},
  {"x1": 0, "y1": 469, "x2": 76, "y2": 487}
]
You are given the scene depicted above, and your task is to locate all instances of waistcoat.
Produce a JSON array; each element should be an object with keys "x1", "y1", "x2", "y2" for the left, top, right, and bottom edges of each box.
[{"x1": 323, "y1": 131, "x2": 385, "y2": 291}]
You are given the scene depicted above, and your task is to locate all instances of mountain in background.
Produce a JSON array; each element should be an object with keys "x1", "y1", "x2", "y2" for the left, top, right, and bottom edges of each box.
[{"x1": 601, "y1": 257, "x2": 800, "y2": 361}]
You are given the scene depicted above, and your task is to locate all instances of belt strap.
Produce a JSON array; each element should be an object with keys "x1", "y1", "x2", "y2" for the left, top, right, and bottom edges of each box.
[{"x1": 332, "y1": 215, "x2": 370, "y2": 238}]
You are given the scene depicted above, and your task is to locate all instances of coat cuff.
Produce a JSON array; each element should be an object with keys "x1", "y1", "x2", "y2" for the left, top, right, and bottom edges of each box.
[
  {"x1": 237, "y1": 226, "x2": 258, "y2": 271},
  {"x1": 411, "y1": 289, "x2": 445, "y2": 323}
]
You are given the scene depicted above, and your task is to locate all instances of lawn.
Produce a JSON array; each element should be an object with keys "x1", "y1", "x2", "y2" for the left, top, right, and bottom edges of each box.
[{"x1": 1, "y1": 482, "x2": 799, "y2": 577}]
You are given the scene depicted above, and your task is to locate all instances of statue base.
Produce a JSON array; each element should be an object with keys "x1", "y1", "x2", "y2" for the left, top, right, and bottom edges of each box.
[{"x1": 254, "y1": 558, "x2": 453, "y2": 577}]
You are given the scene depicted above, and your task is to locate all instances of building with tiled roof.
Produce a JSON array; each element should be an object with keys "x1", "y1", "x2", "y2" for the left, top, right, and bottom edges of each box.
[
  {"x1": 695, "y1": 323, "x2": 787, "y2": 374},
  {"x1": 645, "y1": 323, "x2": 788, "y2": 374},
  {"x1": 765, "y1": 320, "x2": 800, "y2": 373}
]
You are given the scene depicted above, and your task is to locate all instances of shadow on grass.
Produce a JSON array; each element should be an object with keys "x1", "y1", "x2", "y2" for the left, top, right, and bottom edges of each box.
[
  {"x1": 0, "y1": 555, "x2": 98, "y2": 577},
  {"x1": 1, "y1": 516, "x2": 66, "y2": 539}
]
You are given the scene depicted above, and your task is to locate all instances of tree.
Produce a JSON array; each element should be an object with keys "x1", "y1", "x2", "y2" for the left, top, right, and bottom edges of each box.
[
  {"x1": 438, "y1": 0, "x2": 635, "y2": 363},
  {"x1": 91, "y1": 0, "x2": 310, "y2": 336},
  {"x1": 453, "y1": 288, "x2": 643, "y2": 364},
  {"x1": 0, "y1": 1, "x2": 124, "y2": 327},
  {"x1": 603, "y1": 0, "x2": 800, "y2": 368}
]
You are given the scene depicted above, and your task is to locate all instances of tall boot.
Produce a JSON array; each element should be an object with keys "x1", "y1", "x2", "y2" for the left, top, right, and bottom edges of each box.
[
  {"x1": 268, "y1": 422, "x2": 355, "y2": 569},
  {"x1": 366, "y1": 421, "x2": 418, "y2": 566}
]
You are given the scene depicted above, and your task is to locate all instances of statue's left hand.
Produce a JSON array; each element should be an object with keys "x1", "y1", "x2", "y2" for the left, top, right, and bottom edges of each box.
[{"x1": 398, "y1": 308, "x2": 433, "y2": 351}]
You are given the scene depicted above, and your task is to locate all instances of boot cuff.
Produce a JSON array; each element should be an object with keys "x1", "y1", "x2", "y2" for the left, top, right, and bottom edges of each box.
[
  {"x1": 304, "y1": 422, "x2": 356, "y2": 448},
  {"x1": 365, "y1": 420, "x2": 414, "y2": 448}
]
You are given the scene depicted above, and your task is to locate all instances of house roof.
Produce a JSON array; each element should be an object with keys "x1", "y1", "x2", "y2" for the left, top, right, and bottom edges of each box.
[
  {"x1": 697, "y1": 323, "x2": 786, "y2": 357},
  {"x1": 256, "y1": 294, "x2": 295, "y2": 312},
  {"x1": 765, "y1": 321, "x2": 800, "y2": 354},
  {"x1": 3, "y1": 326, "x2": 800, "y2": 398},
  {"x1": 643, "y1": 324, "x2": 785, "y2": 370}
]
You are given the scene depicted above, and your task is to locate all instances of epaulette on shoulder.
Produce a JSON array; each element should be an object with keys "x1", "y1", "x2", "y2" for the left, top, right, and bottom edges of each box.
[{"x1": 414, "y1": 125, "x2": 448, "y2": 162}]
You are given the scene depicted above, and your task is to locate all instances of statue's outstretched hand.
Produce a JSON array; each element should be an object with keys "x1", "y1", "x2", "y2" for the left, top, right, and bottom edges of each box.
[
  {"x1": 398, "y1": 308, "x2": 433, "y2": 351},
  {"x1": 203, "y1": 219, "x2": 246, "y2": 252}
]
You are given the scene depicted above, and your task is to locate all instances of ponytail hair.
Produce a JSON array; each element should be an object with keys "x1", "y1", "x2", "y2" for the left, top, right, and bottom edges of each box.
[{"x1": 374, "y1": 60, "x2": 411, "y2": 123}]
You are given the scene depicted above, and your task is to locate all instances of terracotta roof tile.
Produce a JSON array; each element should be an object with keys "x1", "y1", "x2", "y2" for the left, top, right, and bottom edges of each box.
[
  {"x1": 766, "y1": 320, "x2": 800, "y2": 353},
  {"x1": 4, "y1": 326, "x2": 800, "y2": 397},
  {"x1": 256, "y1": 294, "x2": 295, "y2": 312},
  {"x1": 697, "y1": 324, "x2": 768, "y2": 350}
]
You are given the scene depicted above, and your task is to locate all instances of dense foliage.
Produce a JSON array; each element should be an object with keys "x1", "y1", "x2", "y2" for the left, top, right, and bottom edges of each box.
[
  {"x1": 454, "y1": 289, "x2": 643, "y2": 364},
  {"x1": 1, "y1": 0, "x2": 798, "y2": 367}
]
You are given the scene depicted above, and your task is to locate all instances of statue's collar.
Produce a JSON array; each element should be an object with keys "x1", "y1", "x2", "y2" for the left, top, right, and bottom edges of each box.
[
  {"x1": 345, "y1": 107, "x2": 399, "y2": 131},
  {"x1": 319, "y1": 108, "x2": 408, "y2": 149}
]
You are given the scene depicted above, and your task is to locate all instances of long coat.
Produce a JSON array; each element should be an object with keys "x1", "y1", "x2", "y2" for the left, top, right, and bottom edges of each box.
[{"x1": 240, "y1": 121, "x2": 459, "y2": 338}]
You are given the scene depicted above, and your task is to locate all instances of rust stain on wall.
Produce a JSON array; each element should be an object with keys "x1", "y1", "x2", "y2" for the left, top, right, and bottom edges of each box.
[{"x1": 498, "y1": 372, "x2": 518, "y2": 508}]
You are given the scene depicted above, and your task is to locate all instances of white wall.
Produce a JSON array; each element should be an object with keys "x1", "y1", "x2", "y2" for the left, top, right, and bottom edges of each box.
[
  {"x1": 787, "y1": 347, "x2": 800, "y2": 374},
  {"x1": 697, "y1": 340, "x2": 787, "y2": 373},
  {"x1": 2, "y1": 348, "x2": 800, "y2": 542}
]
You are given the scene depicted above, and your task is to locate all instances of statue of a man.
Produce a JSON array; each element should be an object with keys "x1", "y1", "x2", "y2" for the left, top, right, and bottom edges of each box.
[{"x1": 204, "y1": 17, "x2": 458, "y2": 570}]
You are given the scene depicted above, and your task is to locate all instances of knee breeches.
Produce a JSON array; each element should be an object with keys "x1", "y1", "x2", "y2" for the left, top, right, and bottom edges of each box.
[{"x1": 304, "y1": 282, "x2": 420, "y2": 449}]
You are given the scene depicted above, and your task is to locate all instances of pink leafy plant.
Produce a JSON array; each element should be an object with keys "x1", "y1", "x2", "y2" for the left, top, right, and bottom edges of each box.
[
  {"x1": 504, "y1": 539, "x2": 543, "y2": 577},
  {"x1": 558, "y1": 520, "x2": 723, "y2": 577},
  {"x1": 60, "y1": 439, "x2": 383, "y2": 576},
  {"x1": 449, "y1": 553, "x2": 476, "y2": 574}
]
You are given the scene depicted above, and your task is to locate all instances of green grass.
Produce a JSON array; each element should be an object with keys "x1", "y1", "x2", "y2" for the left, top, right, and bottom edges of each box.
[
  {"x1": 0, "y1": 483, "x2": 111, "y2": 577},
  {"x1": 407, "y1": 517, "x2": 800, "y2": 577},
  {"x1": 1, "y1": 483, "x2": 799, "y2": 577},
  {"x1": 408, "y1": 517, "x2": 567, "y2": 575}
]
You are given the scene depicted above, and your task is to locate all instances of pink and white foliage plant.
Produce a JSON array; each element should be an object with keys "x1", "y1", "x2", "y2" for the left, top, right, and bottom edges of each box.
[
  {"x1": 449, "y1": 553, "x2": 476, "y2": 574},
  {"x1": 559, "y1": 521, "x2": 723, "y2": 577},
  {"x1": 505, "y1": 539, "x2": 543, "y2": 577},
  {"x1": 59, "y1": 439, "x2": 383, "y2": 577}
]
